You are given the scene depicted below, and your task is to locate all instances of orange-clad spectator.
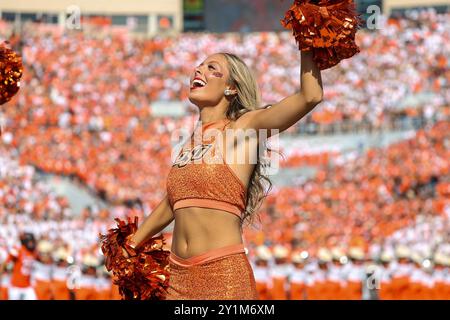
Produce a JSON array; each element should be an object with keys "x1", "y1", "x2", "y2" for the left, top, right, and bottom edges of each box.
[{"x1": 33, "y1": 240, "x2": 54, "y2": 300}]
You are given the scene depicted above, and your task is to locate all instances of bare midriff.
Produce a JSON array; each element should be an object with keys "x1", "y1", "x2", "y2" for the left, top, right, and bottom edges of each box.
[{"x1": 171, "y1": 207, "x2": 243, "y2": 259}]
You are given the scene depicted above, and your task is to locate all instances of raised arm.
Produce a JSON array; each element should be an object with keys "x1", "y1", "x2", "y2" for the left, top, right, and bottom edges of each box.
[
  {"x1": 1, "y1": 252, "x2": 16, "y2": 274},
  {"x1": 237, "y1": 51, "x2": 323, "y2": 135},
  {"x1": 127, "y1": 194, "x2": 174, "y2": 249}
]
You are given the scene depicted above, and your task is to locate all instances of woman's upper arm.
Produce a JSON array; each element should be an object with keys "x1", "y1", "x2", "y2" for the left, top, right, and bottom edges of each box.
[
  {"x1": 151, "y1": 193, "x2": 174, "y2": 221},
  {"x1": 236, "y1": 92, "x2": 322, "y2": 136}
]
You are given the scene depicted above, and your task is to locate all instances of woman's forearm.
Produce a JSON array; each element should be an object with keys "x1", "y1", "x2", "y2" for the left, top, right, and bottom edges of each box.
[
  {"x1": 130, "y1": 195, "x2": 174, "y2": 247},
  {"x1": 300, "y1": 50, "x2": 323, "y2": 102}
]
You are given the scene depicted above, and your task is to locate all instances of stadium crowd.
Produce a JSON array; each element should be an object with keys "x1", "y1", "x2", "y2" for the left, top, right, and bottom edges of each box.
[
  {"x1": 245, "y1": 121, "x2": 450, "y2": 300},
  {"x1": 0, "y1": 10, "x2": 448, "y2": 206},
  {"x1": 0, "y1": 9, "x2": 449, "y2": 299},
  {"x1": 1, "y1": 116, "x2": 448, "y2": 299}
]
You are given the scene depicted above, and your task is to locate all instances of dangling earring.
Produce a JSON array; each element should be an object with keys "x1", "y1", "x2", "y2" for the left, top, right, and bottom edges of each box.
[{"x1": 224, "y1": 89, "x2": 233, "y2": 96}]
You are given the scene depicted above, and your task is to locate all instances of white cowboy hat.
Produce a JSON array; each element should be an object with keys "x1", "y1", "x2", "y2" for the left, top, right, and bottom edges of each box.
[
  {"x1": 37, "y1": 240, "x2": 53, "y2": 254},
  {"x1": 83, "y1": 254, "x2": 100, "y2": 267},
  {"x1": 291, "y1": 250, "x2": 309, "y2": 264},
  {"x1": 380, "y1": 251, "x2": 394, "y2": 263},
  {"x1": 255, "y1": 245, "x2": 272, "y2": 261},
  {"x1": 433, "y1": 252, "x2": 447, "y2": 266},
  {"x1": 331, "y1": 247, "x2": 345, "y2": 260},
  {"x1": 348, "y1": 247, "x2": 365, "y2": 260},
  {"x1": 273, "y1": 245, "x2": 289, "y2": 259},
  {"x1": 53, "y1": 247, "x2": 70, "y2": 261},
  {"x1": 411, "y1": 252, "x2": 423, "y2": 264},
  {"x1": 395, "y1": 245, "x2": 411, "y2": 259},
  {"x1": 317, "y1": 248, "x2": 332, "y2": 263}
]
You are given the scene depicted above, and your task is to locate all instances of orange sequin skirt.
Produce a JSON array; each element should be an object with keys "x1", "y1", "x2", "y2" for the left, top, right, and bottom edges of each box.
[{"x1": 165, "y1": 243, "x2": 258, "y2": 300}]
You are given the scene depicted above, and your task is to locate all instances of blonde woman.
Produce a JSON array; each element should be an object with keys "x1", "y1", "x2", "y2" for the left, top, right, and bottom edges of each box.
[{"x1": 124, "y1": 51, "x2": 323, "y2": 299}]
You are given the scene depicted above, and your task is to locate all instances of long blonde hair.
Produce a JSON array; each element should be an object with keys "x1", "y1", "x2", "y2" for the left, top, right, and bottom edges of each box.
[{"x1": 220, "y1": 52, "x2": 274, "y2": 229}]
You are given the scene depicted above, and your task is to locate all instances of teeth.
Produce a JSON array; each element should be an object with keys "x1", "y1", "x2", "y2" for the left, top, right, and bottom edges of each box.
[{"x1": 193, "y1": 79, "x2": 206, "y2": 87}]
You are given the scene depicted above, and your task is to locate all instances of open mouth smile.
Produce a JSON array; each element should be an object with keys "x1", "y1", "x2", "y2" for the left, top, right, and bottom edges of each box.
[{"x1": 190, "y1": 77, "x2": 207, "y2": 90}]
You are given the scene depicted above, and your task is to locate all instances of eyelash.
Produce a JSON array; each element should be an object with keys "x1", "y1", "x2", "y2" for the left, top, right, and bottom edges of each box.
[{"x1": 208, "y1": 65, "x2": 216, "y2": 70}]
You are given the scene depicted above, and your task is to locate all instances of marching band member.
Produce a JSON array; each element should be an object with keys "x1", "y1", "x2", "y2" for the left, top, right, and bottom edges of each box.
[
  {"x1": 345, "y1": 247, "x2": 365, "y2": 300},
  {"x1": 289, "y1": 250, "x2": 309, "y2": 300},
  {"x1": 252, "y1": 245, "x2": 272, "y2": 300},
  {"x1": 391, "y1": 244, "x2": 413, "y2": 299},
  {"x1": 74, "y1": 253, "x2": 99, "y2": 300},
  {"x1": 269, "y1": 245, "x2": 292, "y2": 300},
  {"x1": 328, "y1": 247, "x2": 346, "y2": 300},
  {"x1": 5, "y1": 233, "x2": 38, "y2": 300},
  {"x1": 378, "y1": 249, "x2": 395, "y2": 300},
  {"x1": 0, "y1": 245, "x2": 10, "y2": 300},
  {"x1": 432, "y1": 252, "x2": 449, "y2": 299},
  {"x1": 307, "y1": 248, "x2": 331, "y2": 300},
  {"x1": 33, "y1": 240, "x2": 54, "y2": 300},
  {"x1": 50, "y1": 246, "x2": 72, "y2": 300},
  {"x1": 94, "y1": 266, "x2": 112, "y2": 300}
]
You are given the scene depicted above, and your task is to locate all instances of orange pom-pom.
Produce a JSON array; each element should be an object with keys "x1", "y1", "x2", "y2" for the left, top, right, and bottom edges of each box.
[
  {"x1": 281, "y1": 0, "x2": 364, "y2": 70},
  {"x1": 0, "y1": 41, "x2": 23, "y2": 105},
  {"x1": 100, "y1": 217, "x2": 170, "y2": 300}
]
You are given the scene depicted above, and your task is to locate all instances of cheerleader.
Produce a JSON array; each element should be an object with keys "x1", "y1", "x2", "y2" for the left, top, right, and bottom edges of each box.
[{"x1": 124, "y1": 51, "x2": 323, "y2": 299}]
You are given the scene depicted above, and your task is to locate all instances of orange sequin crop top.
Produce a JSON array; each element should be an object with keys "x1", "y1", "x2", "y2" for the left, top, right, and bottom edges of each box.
[{"x1": 166, "y1": 118, "x2": 247, "y2": 217}]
